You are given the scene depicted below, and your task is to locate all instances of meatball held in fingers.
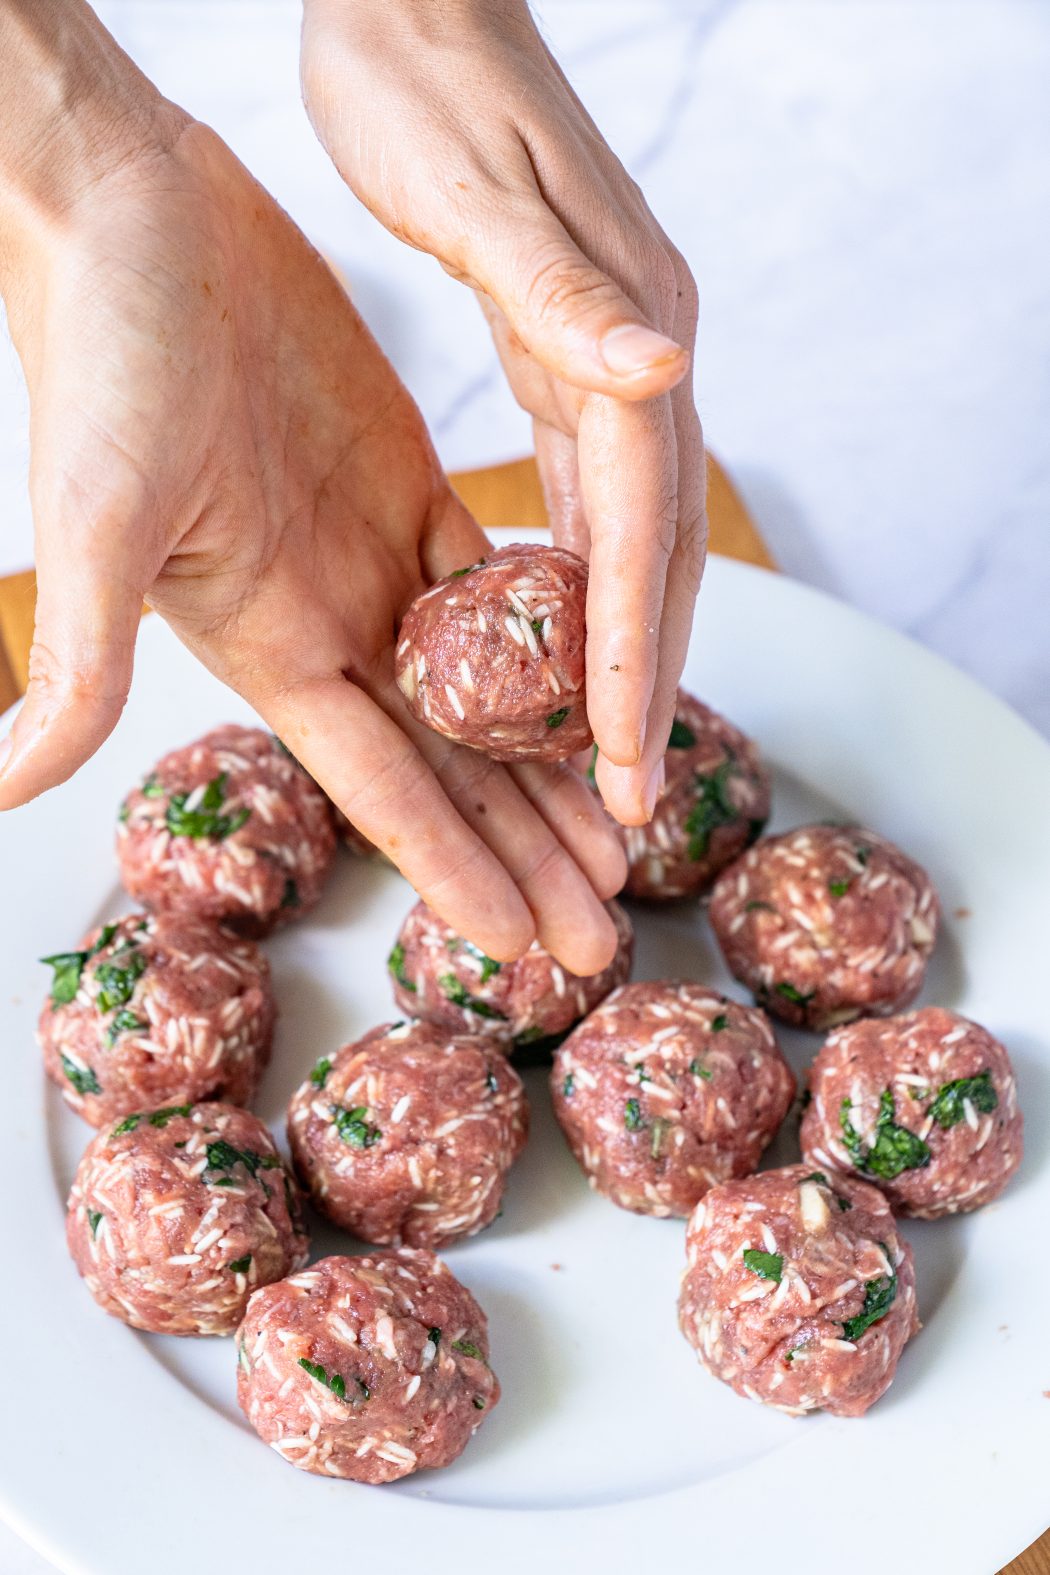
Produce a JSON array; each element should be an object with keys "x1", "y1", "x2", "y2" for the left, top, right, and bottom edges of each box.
[
  {"x1": 388, "y1": 896, "x2": 634, "y2": 1059},
  {"x1": 678, "y1": 1164, "x2": 919, "y2": 1417},
  {"x1": 709, "y1": 824, "x2": 940, "y2": 1030},
  {"x1": 117, "y1": 725, "x2": 336, "y2": 937},
  {"x1": 551, "y1": 982, "x2": 794, "y2": 1217},
  {"x1": 236, "y1": 1250, "x2": 499, "y2": 1481},
  {"x1": 66, "y1": 1102, "x2": 309, "y2": 1335},
  {"x1": 287, "y1": 1022, "x2": 528, "y2": 1248},
  {"x1": 395, "y1": 543, "x2": 590, "y2": 761},
  {"x1": 39, "y1": 911, "x2": 275, "y2": 1127},
  {"x1": 801, "y1": 1007, "x2": 1023, "y2": 1217}
]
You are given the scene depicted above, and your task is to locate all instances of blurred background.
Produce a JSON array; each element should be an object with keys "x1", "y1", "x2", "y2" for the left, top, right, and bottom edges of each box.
[{"x1": 1, "y1": 0, "x2": 1048, "y2": 728}]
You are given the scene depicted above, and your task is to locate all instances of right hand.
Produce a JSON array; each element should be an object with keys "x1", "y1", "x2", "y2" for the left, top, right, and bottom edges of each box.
[{"x1": 0, "y1": 88, "x2": 625, "y2": 971}]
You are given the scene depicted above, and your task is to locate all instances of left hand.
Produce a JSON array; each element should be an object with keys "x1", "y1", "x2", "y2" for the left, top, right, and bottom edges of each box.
[{"x1": 301, "y1": 0, "x2": 707, "y2": 826}]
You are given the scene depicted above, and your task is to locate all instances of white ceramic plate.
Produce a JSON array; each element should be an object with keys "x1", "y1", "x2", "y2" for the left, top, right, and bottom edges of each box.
[{"x1": 2, "y1": 556, "x2": 1048, "y2": 1575}]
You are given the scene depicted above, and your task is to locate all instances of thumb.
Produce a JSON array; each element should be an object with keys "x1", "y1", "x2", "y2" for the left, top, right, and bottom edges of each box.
[
  {"x1": 0, "y1": 542, "x2": 141, "y2": 810},
  {"x1": 473, "y1": 200, "x2": 689, "y2": 400}
]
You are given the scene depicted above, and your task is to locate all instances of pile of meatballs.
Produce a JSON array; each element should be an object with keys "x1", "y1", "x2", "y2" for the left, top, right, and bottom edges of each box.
[{"x1": 41, "y1": 544, "x2": 1023, "y2": 1487}]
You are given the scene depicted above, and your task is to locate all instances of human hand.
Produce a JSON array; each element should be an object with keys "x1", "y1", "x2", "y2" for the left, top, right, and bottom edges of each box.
[
  {"x1": 0, "y1": 16, "x2": 625, "y2": 971},
  {"x1": 301, "y1": 0, "x2": 707, "y2": 827}
]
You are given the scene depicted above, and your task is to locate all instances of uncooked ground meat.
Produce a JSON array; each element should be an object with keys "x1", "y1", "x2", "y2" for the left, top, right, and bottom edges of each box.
[
  {"x1": 394, "y1": 543, "x2": 591, "y2": 760},
  {"x1": 66, "y1": 1101, "x2": 309, "y2": 1335},
  {"x1": 287, "y1": 1021, "x2": 528, "y2": 1248},
  {"x1": 613, "y1": 690, "x2": 770, "y2": 899},
  {"x1": 550, "y1": 981, "x2": 794, "y2": 1217},
  {"x1": 237, "y1": 1250, "x2": 499, "y2": 1481},
  {"x1": 117, "y1": 724, "x2": 336, "y2": 936},
  {"x1": 678, "y1": 1163, "x2": 919, "y2": 1416},
  {"x1": 708, "y1": 824, "x2": 940, "y2": 1029},
  {"x1": 39, "y1": 911, "x2": 274, "y2": 1126},
  {"x1": 388, "y1": 896, "x2": 633, "y2": 1056},
  {"x1": 801, "y1": 1006, "x2": 1023, "y2": 1217}
]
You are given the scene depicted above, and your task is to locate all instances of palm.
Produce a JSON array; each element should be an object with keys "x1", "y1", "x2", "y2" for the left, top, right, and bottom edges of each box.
[{"x1": 9, "y1": 123, "x2": 624, "y2": 971}]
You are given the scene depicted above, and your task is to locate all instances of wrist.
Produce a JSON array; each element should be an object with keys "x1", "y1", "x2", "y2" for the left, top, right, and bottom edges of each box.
[{"x1": 0, "y1": 0, "x2": 186, "y2": 287}]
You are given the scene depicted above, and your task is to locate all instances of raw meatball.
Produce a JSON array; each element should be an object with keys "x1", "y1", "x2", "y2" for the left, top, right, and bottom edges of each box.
[
  {"x1": 237, "y1": 1250, "x2": 499, "y2": 1481},
  {"x1": 67, "y1": 1102, "x2": 309, "y2": 1335},
  {"x1": 708, "y1": 824, "x2": 940, "y2": 1030},
  {"x1": 117, "y1": 724, "x2": 336, "y2": 936},
  {"x1": 39, "y1": 911, "x2": 275, "y2": 1127},
  {"x1": 287, "y1": 1022, "x2": 528, "y2": 1247},
  {"x1": 388, "y1": 897, "x2": 634, "y2": 1057},
  {"x1": 394, "y1": 543, "x2": 590, "y2": 760},
  {"x1": 678, "y1": 1163, "x2": 919, "y2": 1417},
  {"x1": 801, "y1": 1007, "x2": 1022, "y2": 1217},
  {"x1": 616, "y1": 690, "x2": 770, "y2": 899},
  {"x1": 550, "y1": 982, "x2": 794, "y2": 1217}
]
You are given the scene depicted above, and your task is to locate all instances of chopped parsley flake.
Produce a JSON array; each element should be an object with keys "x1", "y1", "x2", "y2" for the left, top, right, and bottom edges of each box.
[
  {"x1": 203, "y1": 1138, "x2": 281, "y2": 1183},
  {"x1": 331, "y1": 1105, "x2": 382, "y2": 1149},
  {"x1": 546, "y1": 707, "x2": 571, "y2": 729},
  {"x1": 472, "y1": 1396, "x2": 486, "y2": 1409},
  {"x1": 94, "y1": 950, "x2": 148, "y2": 1013},
  {"x1": 562, "y1": 1073, "x2": 575, "y2": 1098},
  {"x1": 88, "y1": 1210, "x2": 103, "y2": 1236},
  {"x1": 298, "y1": 1358, "x2": 369, "y2": 1403},
  {"x1": 451, "y1": 1339, "x2": 483, "y2": 1360},
  {"x1": 775, "y1": 982, "x2": 816, "y2": 1007},
  {"x1": 531, "y1": 619, "x2": 543, "y2": 635},
  {"x1": 387, "y1": 943, "x2": 416, "y2": 993},
  {"x1": 61, "y1": 1055, "x2": 101, "y2": 1095},
  {"x1": 41, "y1": 922, "x2": 118, "y2": 1006},
  {"x1": 437, "y1": 973, "x2": 507, "y2": 1020},
  {"x1": 711, "y1": 1013, "x2": 728, "y2": 1032},
  {"x1": 449, "y1": 558, "x2": 486, "y2": 578},
  {"x1": 228, "y1": 1255, "x2": 252, "y2": 1274},
  {"x1": 165, "y1": 772, "x2": 250, "y2": 840},
  {"x1": 310, "y1": 1057, "x2": 332, "y2": 1088},
  {"x1": 742, "y1": 1248, "x2": 783, "y2": 1283},
  {"x1": 926, "y1": 1069, "x2": 997, "y2": 1129},
  {"x1": 828, "y1": 877, "x2": 852, "y2": 897},
  {"x1": 684, "y1": 756, "x2": 740, "y2": 861},
  {"x1": 841, "y1": 1257, "x2": 898, "y2": 1342},
  {"x1": 106, "y1": 1008, "x2": 145, "y2": 1046},
  {"x1": 586, "y1": 745, "x2": 598, "y2": 787},
  {"x1": 486, "y1": 1069, "x2": 499, "y2": 1094},
  {"x1": 149, "y1": 1105, "x2": 191, "y2": 1127},
  {"x1": 462, "y1": 941, "x2": 501, "y2": 984},
  {"x1": 840, "y1": 1089, "x2": 932, "y2": 1180},
  {"x1": 141, "y1": 775, "x2": 165, "y2": 798},
  {"x1": 668, "y1": 718, "x2": 697, "y2": 749},
  {"x1": 624, "y1": 1097, "x2": 644, "y2": 1131},
  {"x1": 689, "y1": 1058, "x2": 713, "y2": 1081},
  {"x1": 855, "y1": 845, "x2": 872, "y2": 866}
]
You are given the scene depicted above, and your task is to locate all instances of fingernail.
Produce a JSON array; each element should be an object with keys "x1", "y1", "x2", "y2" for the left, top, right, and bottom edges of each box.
[
  {"x1": 642, "y1": 757, "x2": 665, "y2": 819},
  {"x1": 600, "y1": 323, "x2": 685, "y2": 376}
]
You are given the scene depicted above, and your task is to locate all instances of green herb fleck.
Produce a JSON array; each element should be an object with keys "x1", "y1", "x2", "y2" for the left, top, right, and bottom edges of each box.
[
  {"x1": 841, "y1": 1257, "x2": 898, "y2": 1342},
  {"x1": 546, "y1": 707, "x2": 571, "y2": 729},
  {"x1": 61, "y1": 1055, "x2": 101, "y2": 1095},
  {"x1": 804, "y1": 1171, "x2": 829, "y2": 1185},
  {"x1": 428, "y1": 1327, "x2": 442, "y2": 1347},
  {"x1": 387, "y1": 942, "x2": 416, "y2": 993},
  {"x1": 228, "y1": 1255, "x2": 252, "y2": 1274},
  {"x1": 684, "y1": 756, "x2": 740, "y2": 861},
  {"x1": 562, "y1": 1073, "x2": 575, "y2": 1098},
  {"x1": 203, "y1": 1138, "x2": 281, "y2": 1183},
  {"x1": 437, "y1": 973, "x2": 507, "y2": 1020},
  {"x1": 141, "y1": 775, "x2": 165, "y2": 799},
  {"x1": 742, "y1": 1248, "x2": 783, "y2": 1283},
  {"x1": 624, "y1": 1097, "x2": 644, "y2": 1131},
  {"x1": 298, "y1": 1357, "x2": 368, "y2": 1403},
  {"x1": 331, "y1": 1105, "x2": 382, "y2": 1149},
  {"x1": 106, "y1": 1008, "x2": 145, "y2": 1046},
  {"x1": 462, "y1": 941, "x2": 501, "y2": 984},
  {"x1": 486, "y1": 1069, "x2": 499, "y2": 1094},
  {"x1": 840, "y1": 1089, "x2": 931, "y2": 1180},
  {"x1": 689, "y1": 1058, "x2": 713, "y2": 1081},
  {"x1": 472, "y1": 1396, "x2": 486, "y2": 1409},
  {"x1": 117, "y1": 802, "x2": 129, "y2": 824},
  {"x1": 531, "y1": 619, "x2": 543, "y2": 635},
  {"x1": 745, "y1": 900, "x2": 775, "y2": 914},
  {"x1": 855, "y1": 844, "x2": 871, "y2": 866},
  {"x1": 310, "y1": 1057, "x2": 332, "y2": 1088},
  {"x1": 165, "y1": 772, "x2": 250, "y2": 840},
  {"x1": 112, "y1": 1112, "x2": 142, "y2": 1136},
  {"x1": 828, "y1": 877, "x2": 852, "y2": 898},
  {"x1": 449, "y1": 558, "x2": 486, "y2": 578},
  {"x1": 88, "y1": 1209, "x2": 103, "y2": 1236},
  {"x1": 41, "y1": 922, "x2": 116, "y2": 1005},
  {"x1": 586, "y1": 744, "x2": 598, "y2": 787},
  {"x1": 775, "y1": 982, "x2": 816, "y2": 1007},
  {"x1": 926, "y1": 1069, "x2": 997, "y2": 1129},
  {"x1": 149, "y1": 1105, "x2": 191, "y2": 1128},
  {"x1": 668, "y1": 718, "x2": 697, "y2": 749},
  {"x1": 94, "y1": 950, "x2": 148, "y2": 1013},
  {"x1": 451, "y1": 1339, "x2": 483, "y2": 1360},
  {"x1": 711, "y1": 1013, "x2": 728, "y2": 1032}
]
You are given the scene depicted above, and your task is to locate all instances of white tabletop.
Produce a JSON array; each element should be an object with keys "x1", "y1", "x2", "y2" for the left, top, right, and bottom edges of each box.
[{"x1": 3, "y1": 1, "x2": 1048, "y2": 1569}]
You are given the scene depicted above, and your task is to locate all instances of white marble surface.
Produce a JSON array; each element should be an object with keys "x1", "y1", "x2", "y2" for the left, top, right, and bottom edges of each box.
[{"x1": 1, "y1": 2, "x2": 1048, "y2": 1570}]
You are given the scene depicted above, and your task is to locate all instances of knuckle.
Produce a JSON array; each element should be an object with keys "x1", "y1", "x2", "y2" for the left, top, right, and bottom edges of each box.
[
  {"x1": 513, "y1": 836, "x2": 571, "y2": 894},
  {"x1": 523, "y1": 244, "x2": 616, "y2": 326}
]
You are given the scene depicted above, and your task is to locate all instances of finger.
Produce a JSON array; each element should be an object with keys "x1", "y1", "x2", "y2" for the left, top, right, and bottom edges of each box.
[
  {"x1": 419, "y1": 486, "x2": 491, "y2": 584},
  {"x1": 576, "y1": 390, "x2": 678, "y2": 775},
  {"x1": 260, "y1": 672, "x2": 536, "y2": 961},
  {"x1": 597, "y1": 388, "x2": 707, "y2": 828},
  {"x1": 0, "y1": 546, "x2": 141, "y2": 811},
  {"x1": 533, "y1": 418, "x2": 589, "y2": 559},
  {"x1": 508, "y1": 755, "x2": 626, "y2": 899},
  {"x1": 470, "y1": 195, "x2": 689, "y2": 401}
]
